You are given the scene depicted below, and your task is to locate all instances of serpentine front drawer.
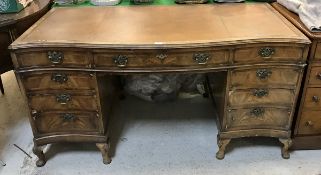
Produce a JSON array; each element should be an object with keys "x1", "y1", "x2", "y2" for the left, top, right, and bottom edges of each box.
[
  {"x1": 233, "y1": 45, "x2": 304, "y2": 64},
  {"x1": 28, "y1": 91, "x2": 99, "y2": 111},
  {"x1": 21, "y1": 71, "x2": 96, "y2": 91},
  {"x1": 32, "y1": 111, "x2": 101, "y2": 135},
  {"x1": 228, "y1": 88, "x2": 295, "y2": 107},
  {"x1": 230, "y1": 67, "x2": 301, "y2": 89},
  {"x1": 93, "y1": 48, "x2": 229, "y2": 68},
  {"x1": 15, "y1": 50, "x2": 92, "y2": 69},
  {"x1": 225, "y1": 107, "x2": 291, "y2": 131}
]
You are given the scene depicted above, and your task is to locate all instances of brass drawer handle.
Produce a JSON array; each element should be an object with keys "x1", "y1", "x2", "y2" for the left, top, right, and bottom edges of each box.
[
  {"x1": 253, "y1": 89, "x2": 269, "y2": 98},
  {"x1": 316, "y1": 73, "x2": 321, "y2": 80},
  {"x1": 51, "y1": 73, "x2": 68, "y2": 83},
  {"x1": 62, "y1": 113, "x2": 76, "y2": 121},
  {"x1": 305, "y1": 121, "x2": 313, "y2": 127},
  {"x1": 258, "y1": 47, "x2": 275, "y2": 58},
  {"x1": 56, "y1": 94, "x2": 72, "y2": 104},
  {"x1": 113, "y1": 55, "x2": 128, "y2": 67},
  {"x1": 250, "y1": 107, "x2": 265, "y2": 117},
  {"x1": 256, "y1": 69, "x2": 272, "y2": 80},
  {"x1": 156, "y1": 54, "x2": 167, "y2": 61},
  {"x1": 48, "y1": 51, "x2": 64, "y2": 64},
  {"x1": 193, "y1": 53, "x2": 210, "y2": 64},
  {"x1": 31, "y1": 110, "x2": 40, "y2": 120},
  {"x1": 312, "y1": 95, "x2": 320, "y2": 103}
]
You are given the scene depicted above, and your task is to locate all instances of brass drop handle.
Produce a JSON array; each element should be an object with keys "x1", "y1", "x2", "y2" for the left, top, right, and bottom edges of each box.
[
  {"x1": 258, "y1": 47, "x2": 275, "y2": 58},
  {"x1": 51, "y1": 73, "x2": 68, "y2": 83},
  {"x1": 156, "y1": 54, "x2": 167, "y2": 61},
  {"x1": 250, "y1": 107, "x2": 265, "y2": 117},
  {"x1": 31, "y1": 110, "x2": 40, "y2": 120},
  {"x1": 193, "y1": 53, "x2": 210, "y2": 64},
  {"x1": 305, "y1": 121, "x2": 313, "y2": 127},
  {"x1": 256, "y1": 69, "x2": 272, "y2": 80},
  {"x1": 62, "y1": 113, "x2": 76, "y2": 121},
  {"x1": 316, "y1": 73, "x2": 321, "y2": 80},
  {"x1": 56, "y1": 94, "x2": 71, "y2": 104},
  {"x1": 312, "y1": 95, "x2": 320, "y2": 103},
  {"x1": 253, "y1": 89, "x2": 269, "y2": 98},
  {"x1": 113, "y1": 55, "x2": 128, "y2": 67},
  {"x1": 48, "y1": 51, "x2": 64, "y2": 64}
]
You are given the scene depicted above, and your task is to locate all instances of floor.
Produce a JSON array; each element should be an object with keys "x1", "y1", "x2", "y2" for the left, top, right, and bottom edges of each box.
[{"x1": 0, "y1": 71, "x2": 321, "y2": 175}]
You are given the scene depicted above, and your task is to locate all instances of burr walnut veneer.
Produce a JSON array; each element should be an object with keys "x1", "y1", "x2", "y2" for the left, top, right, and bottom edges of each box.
[{"x1": 9, "y1": 4, "x2": 310, "y2": 166}]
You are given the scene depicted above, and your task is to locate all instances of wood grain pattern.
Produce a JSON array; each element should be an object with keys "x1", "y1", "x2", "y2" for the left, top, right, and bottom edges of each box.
[
  {"x1": 22, "y1": 71, "x2": 96, "y2": 91},
  {"x1": 297, "y1": 111, "x2": 321, "y2": 135},
  {"x1": 229, "y1": 67, "x2": 300, "y2": 89},
  {"x1": 28, "y1": 91, "x2": 98, "y2": 111},
  {"x1": 16, "y1": 50, "x2": 92, "y2": 69},
  {"x1": 9, "y1": 4, "x2": 311, "y2": 162},
  {"x1": 94, "y1": 48, "x2": 229, "y2": 68},
  {"x1": 233, "y1": 45, "x2": 304, "y2": 63},
  {"x1": 302, "y1": 88, "x2": 321, "y2": 108},
  {"x1": 35, "y1": 111, "x2": 100, "y2": 134},
  {"x1": 228, "y1": 88, "x2": 295, "y2": 107},
  {"x1": 226, "y1": 107, "x2": 291, "y2": 131}
]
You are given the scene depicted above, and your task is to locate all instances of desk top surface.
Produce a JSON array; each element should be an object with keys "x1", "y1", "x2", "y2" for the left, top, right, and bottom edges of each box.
[{"x1": 11, "y1": 3, "x2": 309, "y2": 49}]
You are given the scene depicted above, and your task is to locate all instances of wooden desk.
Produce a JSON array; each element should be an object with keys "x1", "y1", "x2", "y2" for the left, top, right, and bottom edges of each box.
[
  {"x1": 10, "y1": 4, "x2": 310, "y2": 166},
  {"x1": 0, "y1": 0, "x2": 51, "y2": 94}
]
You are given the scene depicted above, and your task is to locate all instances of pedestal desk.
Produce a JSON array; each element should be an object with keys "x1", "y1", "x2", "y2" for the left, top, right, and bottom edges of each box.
[{"x1": 9, "y1": 4, "x2": 310, "y2": 166}]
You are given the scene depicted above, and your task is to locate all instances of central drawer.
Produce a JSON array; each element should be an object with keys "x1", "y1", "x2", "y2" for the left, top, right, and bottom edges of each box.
[
  {"x1": 230, "y1": 67, "x2": 300, "y2": 88},
  {"x1": 93, "y1": 48, "x2": 229, "y2": 68},
  {"x1": 34, "y1": 111, "x2": 101, "y2": 135},
  {"x1": 28, "y1": 91, "x2": 98, "y2": 111},
  {"x1": 21, "y1": 71, "x2": 96, "y2": 91},
  {"x1": 228, "y1": 88, "x2": 295, "y2": 107},
  {"x1": 226, "y1": 107, "x2": 291, "y2": 131}
]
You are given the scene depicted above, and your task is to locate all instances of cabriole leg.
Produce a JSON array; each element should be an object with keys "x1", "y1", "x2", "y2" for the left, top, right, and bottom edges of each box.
[
  {"x1": 96, "y1": 141, "x2": 112, "y2": 164},
  {"x1": 32, "y1": 144, "x2": 46, "y2": 167},
  {"x1": 216, "y1": 137, "x2": 231, "y2": 160},
  {"x1": 279, "y1": 138, "x2": 292, "y2": 159}
]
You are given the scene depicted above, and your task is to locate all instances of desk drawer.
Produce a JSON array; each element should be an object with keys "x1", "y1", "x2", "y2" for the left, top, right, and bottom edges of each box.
[
  {"x1": 230, "y1": 67, "x2": 300, "y2": 88},
  {"x1": 233, "y1": 46, "x2": 303, "y2": 63},
  {"x1": 302, "y1": 88, "x2": 321, "y2": 108},
  {"x1": 22, "y1": 71, "x2": 96, "y2": 91},
  {"x1": 228, "y1": 88, "x2": 295, "y2": 107},
  {"x1": 297, "y1": 111, "x2": 321, "y2": 135},
  {"x1": 34, "y1": 111, "x2": 101, "y2": 134},
  {"x1": 28, "y1": 92, "x2": 98, "y2": 111},
  {"x1": 226, "y1": 107, "x2": 291, "y2": 131},
  {"x1": 16, "y1": 50, "x2": 91, "y2": 68},
  {"x1": 308, "y1": 66, "x2": 321, "y2": 85},
  {"x1": 94, "y1": 49, "x2": 229, "y2": 68}
]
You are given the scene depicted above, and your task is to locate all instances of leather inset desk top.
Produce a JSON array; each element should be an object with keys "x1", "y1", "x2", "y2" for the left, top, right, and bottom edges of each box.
[{"x1": 11, "y1": 4, "x2": 309, "y2": 49}]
